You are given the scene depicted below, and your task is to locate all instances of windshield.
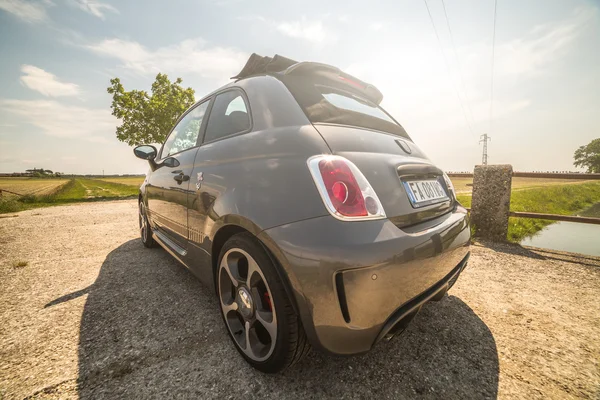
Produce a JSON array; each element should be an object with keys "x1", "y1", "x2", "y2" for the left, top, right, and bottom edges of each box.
[{"x1": 282, "y1": 76, "x2": 409, "y2": 138}]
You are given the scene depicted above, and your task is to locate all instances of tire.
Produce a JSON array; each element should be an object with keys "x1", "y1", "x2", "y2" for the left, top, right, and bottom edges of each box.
[
  {"x1": 217, "y1": 232, "x2": 310, "y2": 373},
  {"x1": 139, "y1": 200, "x2": 157, "y2": 248}
]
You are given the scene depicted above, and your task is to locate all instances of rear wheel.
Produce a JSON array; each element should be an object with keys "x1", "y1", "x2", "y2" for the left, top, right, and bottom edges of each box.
[
  {"x1": 217, "y1": 233, "x2": 310, "y2": 373},
  {"x1": 139, "y1": 200, "x2": 157, "y2": 248}
]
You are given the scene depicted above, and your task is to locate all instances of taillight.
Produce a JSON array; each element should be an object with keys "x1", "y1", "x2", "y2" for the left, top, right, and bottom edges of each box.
[{"x1": 307, "y1": 155, "x2": 386, "y2": 221}]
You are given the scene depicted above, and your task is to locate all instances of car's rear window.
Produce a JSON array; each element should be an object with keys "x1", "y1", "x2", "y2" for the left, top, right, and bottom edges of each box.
[{"x1": 282, "y1": 76, "x2": 409, "y2": 138}]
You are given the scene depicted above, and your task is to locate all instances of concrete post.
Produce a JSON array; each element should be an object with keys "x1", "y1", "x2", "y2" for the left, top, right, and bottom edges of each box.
[{"x1": 470, "y1": 164, "x2": 513, "y2": 241}]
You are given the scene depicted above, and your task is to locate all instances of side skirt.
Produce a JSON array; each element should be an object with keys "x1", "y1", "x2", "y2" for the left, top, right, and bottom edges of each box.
[
  {"x1": 154, "y1": 229, "x2": 187, "y2": 257},
  {"x1": 152, "y1": 229, "x2": 190, "y2": 269},
  {"x1": 152, "y1": 229, "x2": 214, "y2": 292}
]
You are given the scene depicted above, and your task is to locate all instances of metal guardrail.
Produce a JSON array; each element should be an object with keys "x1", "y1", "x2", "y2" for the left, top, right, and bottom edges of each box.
[
  {"x1": 448, "y1": 172, "x2": 600, "y2": 180},
  {"x1": 465, "y1": 208, "x2": 600, "y2": 225},
  {"x1": 508, "y1": 211, "x2": 600, "y2": 225}
]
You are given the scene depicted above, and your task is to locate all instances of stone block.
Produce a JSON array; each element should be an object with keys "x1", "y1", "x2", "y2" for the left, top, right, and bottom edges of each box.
[{"x1": 471, "y1": 164, "x2": 513, "y2": 241}]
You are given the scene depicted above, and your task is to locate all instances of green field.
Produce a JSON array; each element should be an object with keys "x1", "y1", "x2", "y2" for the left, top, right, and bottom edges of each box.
[
  {"x1": 0, "y1": 178, "x2": 138, "y2": 214},
  {"x1": 456, "y1": 182, "x2": 600, "y2": 242},
  {"x1": 54, "y1": 178, "x2": 139, "y2": 200}
]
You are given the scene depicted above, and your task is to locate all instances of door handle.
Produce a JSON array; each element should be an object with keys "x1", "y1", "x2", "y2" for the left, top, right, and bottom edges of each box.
[{"x1": 173, "y1": 173, "x2": 189, "y2": 184}]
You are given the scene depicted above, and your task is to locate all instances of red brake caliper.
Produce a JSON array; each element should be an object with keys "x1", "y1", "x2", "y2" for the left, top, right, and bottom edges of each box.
[{"x1": 263, "y1": 291, "x2": 272, "y2": 311}]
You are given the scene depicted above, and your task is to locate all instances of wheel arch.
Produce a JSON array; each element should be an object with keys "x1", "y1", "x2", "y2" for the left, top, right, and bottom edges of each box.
[{"x1": 210, "y1": 221, "x2": 300, "y2": 317}]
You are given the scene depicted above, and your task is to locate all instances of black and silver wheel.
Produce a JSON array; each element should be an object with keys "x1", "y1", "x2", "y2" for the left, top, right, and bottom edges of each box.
[
  {"x1": 217, "y1": 233, "x2": 310, "y2": 373},
  {"x1": 139, "y1": 200, "x2": 157, "y2": 248}
]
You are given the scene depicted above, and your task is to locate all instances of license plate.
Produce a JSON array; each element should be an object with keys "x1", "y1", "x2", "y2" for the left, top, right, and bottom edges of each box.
[{"x1": 402, "y1": 179, "x2": 448, "y2": 208}]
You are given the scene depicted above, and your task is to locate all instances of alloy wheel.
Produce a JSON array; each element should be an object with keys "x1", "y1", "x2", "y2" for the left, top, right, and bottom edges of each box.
[{"x1": 218, "y1": 248, "x2": 277, "y2": 361}]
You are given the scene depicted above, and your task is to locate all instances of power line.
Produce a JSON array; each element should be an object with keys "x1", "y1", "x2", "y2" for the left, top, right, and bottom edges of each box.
[
  {"x1": 440, "y1": 0, "x2": 475, "y2": 126},
  {"x1": 489, "y1": 0, "x2": 498, "y2": 135},
  {"x1": 423, "y1": 0, "x2": 474, "y2": 135}
]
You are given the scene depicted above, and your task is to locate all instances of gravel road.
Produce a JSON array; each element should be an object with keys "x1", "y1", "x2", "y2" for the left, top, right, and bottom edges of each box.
[{"x1": 1, "y1": 200, "x2": 599, "y2": 399}]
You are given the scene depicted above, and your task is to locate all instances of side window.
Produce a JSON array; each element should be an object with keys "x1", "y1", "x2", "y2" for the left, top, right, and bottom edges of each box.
[
  {"x1": 204, "y1": 90, "x2": 250, "y2": 143},
  {"x1": 161, "y1": 101, "x2": 209, "y2": 158}
]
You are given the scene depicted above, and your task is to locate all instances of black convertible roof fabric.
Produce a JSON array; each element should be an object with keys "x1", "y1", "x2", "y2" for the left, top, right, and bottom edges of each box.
[
  {"x1": 231, "y1": 53, "x2": 383, "y2": 105},
  {"x1": 231, "y1": 54, "x2": 298, "y2": 79}
]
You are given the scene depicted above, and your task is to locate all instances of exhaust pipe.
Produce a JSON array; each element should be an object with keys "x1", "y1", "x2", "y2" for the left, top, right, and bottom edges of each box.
[{"x1": 383, "y1": 308, "x2": 420, "y2": 341}]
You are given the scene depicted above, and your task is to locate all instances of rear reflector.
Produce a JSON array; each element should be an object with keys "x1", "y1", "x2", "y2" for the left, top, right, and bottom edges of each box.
[{"x1": 307, "y1": 155, "x2": 386, "y2": 221}]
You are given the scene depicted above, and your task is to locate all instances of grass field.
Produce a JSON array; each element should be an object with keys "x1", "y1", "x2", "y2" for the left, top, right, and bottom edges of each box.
[
  {"x1": 0, "y1": 178, "x2": 138, "y2": 214},
  {"x1": 450, "y1": 176, "x2": 594, "y2": 194},
  {"x1": 96, "y1": 176, "x2": 145, "y2": 187},
  {"x1": 54, "y1": 178, "x2": 139, "y2": 200},
  {"x1": 456, "y1": 181, "x2": 600, "y2": 242},
  {"x1": 0, "y1": 178, "x2": 69, "y2": 198}
]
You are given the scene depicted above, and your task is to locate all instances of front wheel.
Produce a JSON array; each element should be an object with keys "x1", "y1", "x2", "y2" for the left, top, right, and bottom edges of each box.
[
  {"x1": 217, "y1": 233, "x2": 310, "y2": 373},
  {"x1": 139, "y1": 200, "x2": 157, "y2": 248}
]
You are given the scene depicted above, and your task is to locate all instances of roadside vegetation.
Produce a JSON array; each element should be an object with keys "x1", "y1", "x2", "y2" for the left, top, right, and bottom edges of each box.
[
  {"x1": 456, "y1": 181, "x2": 600, "y2": 242},
  {"x1": 0, "y1": 178, "x2": 139, "y2": 214}
]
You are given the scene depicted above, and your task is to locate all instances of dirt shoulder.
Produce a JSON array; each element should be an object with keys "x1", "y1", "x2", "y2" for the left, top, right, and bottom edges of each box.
[{"x1": 0, "y1": 200, "x2": 599, "y2": 399}]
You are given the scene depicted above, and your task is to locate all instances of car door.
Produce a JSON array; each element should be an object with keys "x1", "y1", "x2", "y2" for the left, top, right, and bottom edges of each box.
[
  {"x1": 146, "y1": 100, "x2": 210, "y2": 253},
  {"x1": 185, "y1": 89, "x2": 252, "y2": 283}
]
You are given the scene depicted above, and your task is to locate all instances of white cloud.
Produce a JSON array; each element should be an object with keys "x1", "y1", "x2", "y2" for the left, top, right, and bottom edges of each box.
[
  {"x1": 494, "y1": 6, "x2": 596, "y2": 77},
  {"x1": 369, "y1": 22, "x2": 384, "y2": 31},
  {"x1": 0, "y1": 0, "x2": 52, "y2": 23},
  {"x1": 69, "y1": 0, "x2": 117, "y2": 19},
  {"x1": 276, "y1": 18, "x2": 337, "y2": 44},
  {"x1": 19, "y1": 65, "x2": 80, "y2": 97},
  {"x1": 238, "y1": 14, "x2": 352, "y2": 45},
  {"x1": 236, "y1": 15, "x2": 266, "y2": 22},
  {"x1": 0, "y1": 99, "x2": 116, "y2": 140},
  {"x1": 86, "y1": 38, "x2": 248, "y2": 81}
]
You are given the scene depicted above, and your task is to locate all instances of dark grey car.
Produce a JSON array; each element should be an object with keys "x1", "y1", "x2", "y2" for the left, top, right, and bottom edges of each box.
[{"x1": 133, "y1": 54, "x2": 471, "y2": 373}]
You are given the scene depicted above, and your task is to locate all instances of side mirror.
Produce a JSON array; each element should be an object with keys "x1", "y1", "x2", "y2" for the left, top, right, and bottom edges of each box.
[
  {"x1": 133, "y1": 145, "x2": 159, "y2": 171},
  {"x1": 133, "y1": 145, "x2": 157, "y2": 160}
]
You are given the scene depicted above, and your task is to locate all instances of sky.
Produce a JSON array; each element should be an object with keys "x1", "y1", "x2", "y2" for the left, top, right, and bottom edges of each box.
[{"x1": 0, "y1": 0, "x2": 599, "y2": 175}]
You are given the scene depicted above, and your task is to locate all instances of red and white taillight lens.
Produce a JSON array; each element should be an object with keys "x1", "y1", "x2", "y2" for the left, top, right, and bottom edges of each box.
[{"x1": 307, "y1": 155, "x2": 386, "y2": 221}]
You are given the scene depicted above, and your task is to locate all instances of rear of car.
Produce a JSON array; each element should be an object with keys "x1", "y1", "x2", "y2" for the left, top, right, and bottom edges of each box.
[
  {"x1": 136, "y1": 54, "x2": 471, "y2": 371},
  {"x1": 256, "y1": 58, "x2": 471, "y2": 355}
]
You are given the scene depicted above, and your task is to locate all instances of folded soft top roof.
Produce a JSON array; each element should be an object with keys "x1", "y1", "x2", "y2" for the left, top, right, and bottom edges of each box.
[{"x1": 232, "y1": 53, "x2": 383, "y2": 105}]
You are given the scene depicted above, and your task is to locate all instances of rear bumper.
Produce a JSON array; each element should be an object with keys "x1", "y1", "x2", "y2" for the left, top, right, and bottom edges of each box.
[
  {"x1": 374, "y1": 252, "x2": 469, "y2": 343},
  {"x1": 259, "y1": 207, "x2": 471, "y2": 355}
]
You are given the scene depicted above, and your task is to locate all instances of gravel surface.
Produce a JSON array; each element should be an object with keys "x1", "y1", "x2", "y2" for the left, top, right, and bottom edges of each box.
[{"x1": 1, "y1": 200, "x2": 599, "y2": 399}]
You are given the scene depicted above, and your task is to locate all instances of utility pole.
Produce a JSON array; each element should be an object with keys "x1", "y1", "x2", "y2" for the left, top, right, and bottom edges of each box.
[{"x1": 479, "y1": 133, "x2": 491, "y2": 165}]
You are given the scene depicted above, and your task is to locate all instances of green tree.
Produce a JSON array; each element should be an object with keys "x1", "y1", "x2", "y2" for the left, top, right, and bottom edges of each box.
[
  {"x1": 107, "y1": 73, "x2": 195, "y2": 146},
  {"x1": 574, "y1": 138, "x2": 600, "y2": 173}
]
